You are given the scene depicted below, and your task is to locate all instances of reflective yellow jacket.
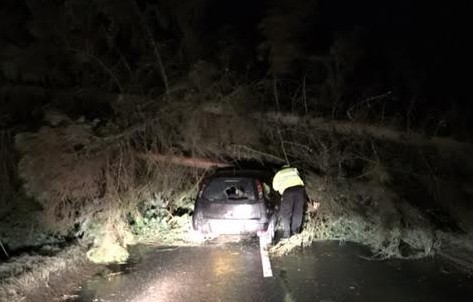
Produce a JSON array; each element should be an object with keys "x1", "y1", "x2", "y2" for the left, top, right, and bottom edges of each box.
[{"x1": 272, "y1": 167, "x2": 304, "y2": 195}]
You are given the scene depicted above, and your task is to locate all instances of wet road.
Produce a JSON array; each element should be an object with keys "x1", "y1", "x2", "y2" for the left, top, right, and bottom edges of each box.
[{"x1": 73, "y1": 240, "x2": 473, "y2": 302}]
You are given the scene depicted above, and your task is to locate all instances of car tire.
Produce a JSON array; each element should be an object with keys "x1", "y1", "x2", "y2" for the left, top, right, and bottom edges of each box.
[
  {"x1": 189, "y1": 225, "x2": 201, "y2": 242},
  {"x1": 191, "y1": 210, "x2": 212, "y2": 242}
]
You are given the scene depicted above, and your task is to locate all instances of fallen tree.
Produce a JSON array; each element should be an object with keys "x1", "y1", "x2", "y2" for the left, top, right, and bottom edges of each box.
[
  {"x1": 137, "y1": 153, "x2": 230, "y2": 169},
  {"x1": 258, "y1": 111, "x2": 473, "y2": 153},
  {"x1": 9, "y1": 100, "x2": 473, "y2": 263}
]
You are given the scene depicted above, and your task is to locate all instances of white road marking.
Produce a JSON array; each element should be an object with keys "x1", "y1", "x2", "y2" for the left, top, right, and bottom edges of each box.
[{"x1": 259, "y1": 236, "x2": 273, "y2": 278}]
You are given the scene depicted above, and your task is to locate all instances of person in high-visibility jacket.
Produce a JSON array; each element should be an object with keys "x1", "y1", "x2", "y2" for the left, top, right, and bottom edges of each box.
[{"x1": 272, "y1": 165, "x2": 307, "y2": 238}]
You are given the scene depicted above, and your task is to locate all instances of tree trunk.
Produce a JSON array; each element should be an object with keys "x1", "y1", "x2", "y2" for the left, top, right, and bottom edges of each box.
[{"x1": 137, "y1": 153, "x2": 231, "y2": 169}]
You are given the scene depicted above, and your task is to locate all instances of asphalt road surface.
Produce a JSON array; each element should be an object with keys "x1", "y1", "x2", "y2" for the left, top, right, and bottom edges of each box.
[{"x1": 72, "y1": 239, "x2": 473, "y2": 302}]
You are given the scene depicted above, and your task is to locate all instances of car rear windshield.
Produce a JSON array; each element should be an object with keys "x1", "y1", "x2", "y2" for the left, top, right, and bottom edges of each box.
[{"x1": 202, "y1": 177, "x2": 257, "y2": 201}]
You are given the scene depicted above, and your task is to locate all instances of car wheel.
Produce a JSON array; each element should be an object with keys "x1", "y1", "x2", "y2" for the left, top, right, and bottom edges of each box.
[
  {"x1": 191, "y1": 210, "x2": 214, "y2": 242},
  {"x1": 189, "y1": 223, "x2": 204, "y2": 243},
  {"x1": 190, "y1": 211, "x2": 205, "y2": 242}
]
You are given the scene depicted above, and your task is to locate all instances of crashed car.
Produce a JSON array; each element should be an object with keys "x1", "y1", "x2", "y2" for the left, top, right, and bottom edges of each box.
[{"x1": 191, "y1": 167, "x2": 278, "y2": 245}]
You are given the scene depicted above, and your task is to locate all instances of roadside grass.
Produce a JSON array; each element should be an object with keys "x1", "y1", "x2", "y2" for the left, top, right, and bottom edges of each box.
[
  {"x1": 0, "y1": 195, "x2": 60, "y2": 252},
  {"x1": 0, "y1": 245, "x2": 86, "y2": 302}
]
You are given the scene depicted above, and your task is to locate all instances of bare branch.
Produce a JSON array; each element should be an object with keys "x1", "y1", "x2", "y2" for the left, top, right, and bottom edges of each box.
[{"x1": 130, "y1": 0, "x2": 170, "y2": 95}]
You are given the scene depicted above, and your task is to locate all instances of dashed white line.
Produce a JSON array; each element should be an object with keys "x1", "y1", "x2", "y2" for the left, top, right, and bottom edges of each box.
[{"x1": 259, "y1": 236, "x2": 273, "y2": 278}]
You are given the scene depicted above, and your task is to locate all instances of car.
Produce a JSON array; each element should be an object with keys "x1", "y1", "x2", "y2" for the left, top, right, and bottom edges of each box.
[{"x1": 191, "y1": 167, "x2": 278, "y2": 246}]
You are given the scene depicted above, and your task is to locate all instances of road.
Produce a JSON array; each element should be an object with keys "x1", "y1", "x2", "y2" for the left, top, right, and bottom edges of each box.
[{"x1": 71, "y1": 239, "x2": 473, "y2": 302}]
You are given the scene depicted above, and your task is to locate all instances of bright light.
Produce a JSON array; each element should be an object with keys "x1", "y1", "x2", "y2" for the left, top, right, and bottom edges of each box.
[
  {"x1": 232, "y1": 204, "x2": 254, "y2": 218},
  {"x1": 211, "y1": 251, "x2": 237, "y2": 277}
]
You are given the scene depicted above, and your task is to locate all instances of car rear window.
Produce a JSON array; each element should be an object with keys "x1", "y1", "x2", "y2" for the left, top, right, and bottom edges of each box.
[{"x1": 202, "y1": 177, "x2": 256, "y2": 201}]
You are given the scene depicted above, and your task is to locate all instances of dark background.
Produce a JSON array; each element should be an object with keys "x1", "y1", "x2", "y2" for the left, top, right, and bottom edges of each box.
[{"x1": 1, "y1": 0, "x2": 472, "y2": 137}]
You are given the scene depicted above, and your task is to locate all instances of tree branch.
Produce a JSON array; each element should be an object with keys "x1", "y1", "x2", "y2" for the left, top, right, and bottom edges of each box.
[{"x1": 130, "y1": 0, "x2": 170, "y2": 95}]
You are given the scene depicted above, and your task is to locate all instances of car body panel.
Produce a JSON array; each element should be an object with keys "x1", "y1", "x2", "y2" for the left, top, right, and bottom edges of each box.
[
  {"x1": 208, "y1": 219, "x2": 267, "y2": 235},
  {"x1": 204, "y1": 202, "x2": 262, "y2": 220}
]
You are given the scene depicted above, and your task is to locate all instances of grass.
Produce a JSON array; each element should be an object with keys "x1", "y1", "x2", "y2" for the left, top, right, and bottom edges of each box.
[
  {"x1": 0, "y1": 245, "x2": 86, "y2": 302},
  {"x1": 132, "y1": 214, "x2": 193, "y2": 245},
  {"x1": 85, "y1": 214, "x2": 135, "y2": 264}
]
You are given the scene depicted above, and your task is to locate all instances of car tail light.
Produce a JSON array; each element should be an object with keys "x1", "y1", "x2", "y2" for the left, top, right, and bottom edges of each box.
[
  {"x1": 198, "y1": 182, "x2": 207, "y2": 198},
  {"x1": 256, "y1": 180, "x2": 263, "y2": 199}
]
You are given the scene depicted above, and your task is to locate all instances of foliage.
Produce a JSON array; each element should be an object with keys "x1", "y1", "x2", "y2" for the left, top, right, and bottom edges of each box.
[
  {"x1": 13, "y1": 109, "x2": 203, "y2": 262},
  {"x1": 15, "y1": 122, "x2": 106, "y2": 230},
  {"x1": 271, "y1": 175, "x2": 440, "y2": 258},
  {"x1": 85, "y1": 215, "x2": 133, "y2": 264},
  {"x1": 8, "y1": 67, "x2": 472, "y2": 262},
  {"x1": 131, "y1": 213, "x2": 192, "y2": 245}
]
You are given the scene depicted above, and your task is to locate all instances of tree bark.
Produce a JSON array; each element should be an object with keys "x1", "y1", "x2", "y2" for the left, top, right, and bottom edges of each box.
[{"x1": 137, "y1": 153, "x2": 231, "y2": 169}]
